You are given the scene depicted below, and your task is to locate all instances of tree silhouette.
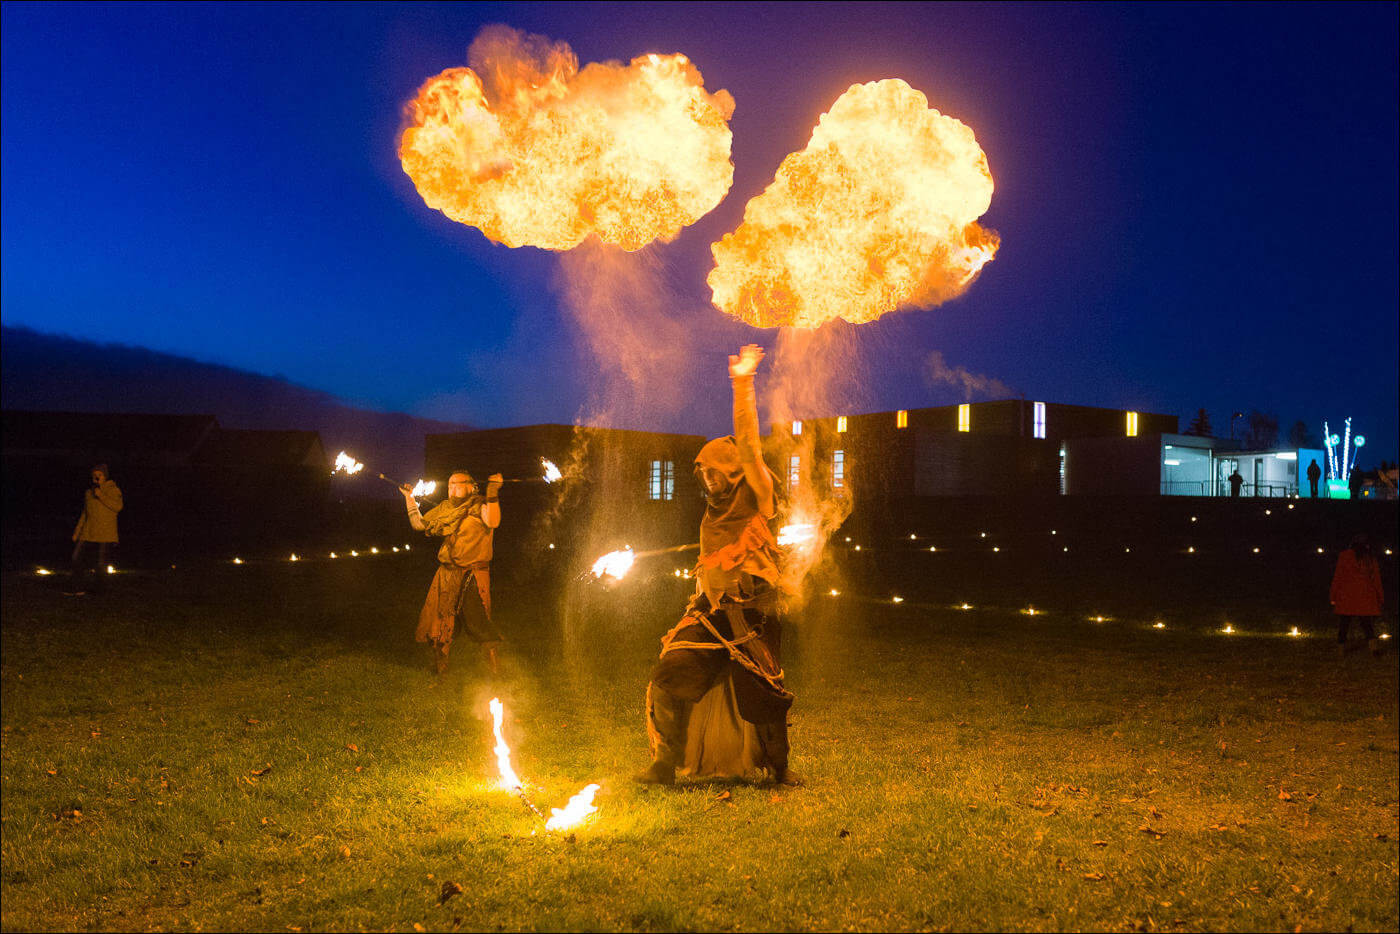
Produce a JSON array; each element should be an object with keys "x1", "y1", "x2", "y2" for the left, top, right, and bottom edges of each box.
[{"x1": 1185, "y1": 408, "x2": 1213, "y2": 437}]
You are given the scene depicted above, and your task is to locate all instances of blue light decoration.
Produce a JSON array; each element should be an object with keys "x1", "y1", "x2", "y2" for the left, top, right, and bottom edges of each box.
[{"x1": 1321, "y1": 418, "x2": 1361, "y2": 499}]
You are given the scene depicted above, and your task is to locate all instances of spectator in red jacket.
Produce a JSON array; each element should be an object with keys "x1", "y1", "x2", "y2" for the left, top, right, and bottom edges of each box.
[{"x1": 1329, "y1": 534, "x2": 1385, "y2": 656}]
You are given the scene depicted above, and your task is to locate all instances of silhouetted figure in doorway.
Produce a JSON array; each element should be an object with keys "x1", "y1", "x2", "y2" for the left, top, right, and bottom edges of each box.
[
  {"x1": 1228, "y1": 469, "x2": 1244, "y2": 498},
  {"x1": 1306, "y1": 458, "x2": 1321, "y2": 498}
]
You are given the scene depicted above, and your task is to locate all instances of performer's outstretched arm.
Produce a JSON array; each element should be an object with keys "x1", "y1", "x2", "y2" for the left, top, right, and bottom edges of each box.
[
  {"x1": 729, "y1": 344, "x2": 775, "y2": 518},
  {"x1": 401, "y1": 486, "x2": 428, "y2": 532},
  {"x1": 482, "y1": 474, "x2": 503, "y2": 528}
]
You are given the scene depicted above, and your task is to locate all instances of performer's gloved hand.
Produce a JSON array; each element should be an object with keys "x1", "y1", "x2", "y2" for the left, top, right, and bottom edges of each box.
[
  {"x1": 728, "y1": 343, "x2": 764, "y2": 379},
  {"x1": 486, "y1": 473, "x2": 504, "y2": 499}
]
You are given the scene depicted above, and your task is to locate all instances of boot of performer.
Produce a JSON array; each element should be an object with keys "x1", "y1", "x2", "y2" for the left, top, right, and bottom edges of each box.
[
  {"x1": 757, "y1": 719, "x2": 802, "y2": 786},
  {"x1": 636, "y1": 683, "x2": 689, "y2": 785}
]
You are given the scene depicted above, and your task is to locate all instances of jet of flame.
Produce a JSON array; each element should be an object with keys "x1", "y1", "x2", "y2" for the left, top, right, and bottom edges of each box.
[
  {"x1": 777, "y1": 522, "x2": 818, "y2": 548},
  {"x1": 411, "y1": 479, "x2": 437, "y2": 498},
  {"x1": 399, "y1": 25, "x2": 735, "y2": 251},
  {"x1": 590, "y1": 547, "x2": 636, "y2": 581},
  {"x1": 332, "y1": 452, "x2": 364, "y2": 476},
  {"x1": 708, "y1": 79, "x2": 998, "y2": 329},
  {"x1": 544, "y1": 783, "x2": 600, "y2": 831},
  {"x1": 488, "y1": 697, "x2": 523, "y2": 792},
  {"x1": 541, "y1": 459, "x2": 562, "y2": 484}
]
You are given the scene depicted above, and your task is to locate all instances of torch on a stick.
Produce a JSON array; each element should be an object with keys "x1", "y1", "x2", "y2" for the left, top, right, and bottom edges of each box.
[{"x1": 584, "y1": 523, "x2": 818, "y2": 583}]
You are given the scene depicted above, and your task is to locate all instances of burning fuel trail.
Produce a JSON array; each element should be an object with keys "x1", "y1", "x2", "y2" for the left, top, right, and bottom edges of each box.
[
  {"x1": 399, "y1": 25, "x2": 735, "y2": 251},
  {"x1": 708, "y1": 79, "x2": 999, "y2": 329}
]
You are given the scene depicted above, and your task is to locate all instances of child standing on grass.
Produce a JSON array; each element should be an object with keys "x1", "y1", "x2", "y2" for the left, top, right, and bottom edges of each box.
[{"x1": 1330, "y1": 533, "x2": 1385, "y2": 657}]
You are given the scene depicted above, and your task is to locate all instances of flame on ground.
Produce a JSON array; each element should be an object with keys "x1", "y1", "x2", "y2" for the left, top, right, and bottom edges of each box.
[
  {"x1": 399, "y1": 25, "x2": 734, "y2": 251},
  {"x1": 541, "y1": 459, "x2": 562, "y2": 484},
  {"x1": 709, "y1": 79, "x2": 998, "y2": 329},
  {"x1": 488, "y1": 697, "x2": 523, "y2": 792},
  {"x1": 332, "y1": 452, "x2": 364, "y2": 476},
  {"x1": 544, "y1": 783, "x2": 601, "y2": 831},
  {"x1": 591, "y1": 548, "x2": 636, "y2": 581}
]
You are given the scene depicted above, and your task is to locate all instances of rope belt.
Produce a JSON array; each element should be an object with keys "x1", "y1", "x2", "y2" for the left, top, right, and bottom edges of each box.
[{"x1": 659, "y1": 598, "x2": 789, "y2": 698}]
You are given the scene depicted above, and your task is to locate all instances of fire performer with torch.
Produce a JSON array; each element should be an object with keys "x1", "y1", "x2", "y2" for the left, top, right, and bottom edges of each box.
[
  {"x1": 637, "y1": 344, "x2": 800, "y2": 787},
  {"x1": 401, "y1": 470, "x2": 505, "y2": 676}
]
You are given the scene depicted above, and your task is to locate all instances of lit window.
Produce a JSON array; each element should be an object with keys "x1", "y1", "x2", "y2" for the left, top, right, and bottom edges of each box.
[
  {"x1": 648, "y1": 460, "x2": 675, "y2": 501},
  {"x1": 832, "y1": 450, "x2": 845, "y2": 488},
  {"x1": 958, "y1": 404, "x2": 970, "y2": 432},
  {"x1": 791, "y1": 420, "x2": 802, "y2": 436},
  {"x1": 788, "y1": 454, "x2": 801, "y2": 490},
  {"x1": 896, "y1": 410, "x2": 908, "y2": 429},
  {"x1": 836, "y1": 416, "x2": 847, "y2": 433},
  {"x1": 1126, "y1": 411, "x2": 1139, "y2": 437},
  {"x1": 1033, "y1": 402, "x2": 1046, "y2": 439}
]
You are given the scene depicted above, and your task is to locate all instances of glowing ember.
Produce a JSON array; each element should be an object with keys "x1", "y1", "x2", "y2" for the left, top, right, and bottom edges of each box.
[
  {"x1": 489, "y1": 697, "x2": 523, "y2": 792},
  {"x1": 399, "y1": 26, "x2": 734, "y2": 251},
  {"x1": 289, "y1": 553, "x2": 299, "y2": 562},
  {"x1": 709, "y1": 78, "x2": 998, "y2": 329},
  {"x1": 1222, "y1": 625, "x2": 1235, "y2": 634},
  {"x1": 410, "y1": 479, "x2": 437, "y2": 498},
  {"x1": 332, "y1": 452, "x2": 364, "y2": 476},
  {"x1": 591, "y1": 548, "x2": 636, "y2": 581},
  {"x1": 545, "y1": 783, "x2": 600, "y2": 831},
  {"x1": 36, "y1": 567, "x2": 52, "y2": 576},
  {"x1": 776, "y1": 522, "x2": 817, "y2": 547},
  {"x1": 541, "y1": 459, "x2": 562, "y2": 484},
  {"x1": 1288, "y1": 627, "x2": 1301, "y2": 637}
]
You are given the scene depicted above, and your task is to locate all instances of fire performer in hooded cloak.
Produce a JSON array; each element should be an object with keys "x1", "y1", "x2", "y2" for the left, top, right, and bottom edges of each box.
[
  {"x1": 402, "y1": 470, "x2": 504, "y2": 675},
  {"x1": 638, "y1": 344, "x2": 800, "y2": 786}
]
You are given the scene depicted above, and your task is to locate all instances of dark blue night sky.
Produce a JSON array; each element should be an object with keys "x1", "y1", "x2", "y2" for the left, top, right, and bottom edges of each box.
[{"x1": 3, "y1": 2, "x2": 1396, "y2": 457}]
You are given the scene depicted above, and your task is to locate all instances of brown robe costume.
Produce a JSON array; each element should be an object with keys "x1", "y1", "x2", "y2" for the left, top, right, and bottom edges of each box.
[
  {"x1": 646, "y1": 375, "x2": 794, "y2": 780},
  {"x1": 409, "y1": 495, "x2": 502, "y2": 670}
]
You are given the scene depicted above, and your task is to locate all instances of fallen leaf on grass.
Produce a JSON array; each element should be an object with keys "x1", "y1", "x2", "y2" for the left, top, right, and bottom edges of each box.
[
  {"x1": 1091, "y1": 840, "x2": 1108, "y2": 847},
  {"x1": 246, "y1": 718, "x2": 260, "y2": 724},
  {"x1": 1278, "y1": 789, "x2": 1293, "y2": 801},
  {"x1": 713, "y1": 790, "x2": 731, "y2": 801},
  {"x1": 250, "y1": 765, "x2": 272, "y2": 777},
  {"x1": 1138, "y1": 825, "x2": 1166, "y2": 839},
  {"x1": 1148, "y1": 805, "x2": 1163, "y2": 819},
  {"x1": 345, "y1": 743, "x2": 358, "y2": 753},
  {"x1": 339, "y1": 845, "x2": 351, "y2": 859},
  {"x1": 439, "y1": 881, "x2": 463, "y2": 905},
  {"x1": 838, "y1": 828, "x2": 851, "y2": 839},
  {"x1": 1083, "y1": 872, "x2": 1105, "y2": 881}
]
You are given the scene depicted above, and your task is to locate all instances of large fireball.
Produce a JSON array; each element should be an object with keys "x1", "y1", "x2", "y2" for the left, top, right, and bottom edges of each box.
[
  {"x1": 399, "y1": 26, "x2": 735, "y2": 251},
  {"x1": 708, "y1": 79, "x2": 999, "y2": 329}
]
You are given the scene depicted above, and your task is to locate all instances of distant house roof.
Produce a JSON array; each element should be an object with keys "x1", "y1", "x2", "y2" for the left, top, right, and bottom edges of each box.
[
  {"x1": 0, "y1": 410, "x2": 220, "y2": 456},
  {"x1": 193, "y1": 429, "x2": 326, "y2": 468}
]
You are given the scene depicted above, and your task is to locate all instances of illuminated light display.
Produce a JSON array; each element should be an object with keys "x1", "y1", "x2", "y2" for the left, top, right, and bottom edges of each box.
[
  {"x1": 1153, "y1": 621, "x2": 1166, "y2": 629},
  {"x1": 892, "y1": 596, "x2": 904, "y2": 604},
  {"x1": 329, "y1": 552, "x2": 338, "y2": 559},
  {"x1": 232, "y1": 557, "x2": 244, "y2": 565},
  {"x1": 36, "y1": 567, "x2": 52, "y2": 576},
  {"x1": 1288, "y1": 627, "x2": 1301, "y2": 637},
  {"x1": 289, "y1": 554, "x2": 299, "y2": 562},
  {"x1": 829, "y1": 589, "x2": 840, "y2": 597},
  {"x1": 1033, "y1": 402, "x2": 1046, "y2": 439},
  {"x1": 1222, "y1": 624, "x2": 1235, "y2": 634},
  {"x1": 106, "y1": 565, "x2": 116, "y2": 575}
]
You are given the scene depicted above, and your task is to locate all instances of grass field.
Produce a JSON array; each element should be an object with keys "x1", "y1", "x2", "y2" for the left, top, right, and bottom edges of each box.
[{"x1": 2, "y1": 555, "x2": 1397, "y2": 932}]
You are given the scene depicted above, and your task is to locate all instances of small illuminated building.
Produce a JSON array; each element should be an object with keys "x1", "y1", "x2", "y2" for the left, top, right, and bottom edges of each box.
[{"x1": 1064, "y1": 432, "x2": 1325, "y2": 497}]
